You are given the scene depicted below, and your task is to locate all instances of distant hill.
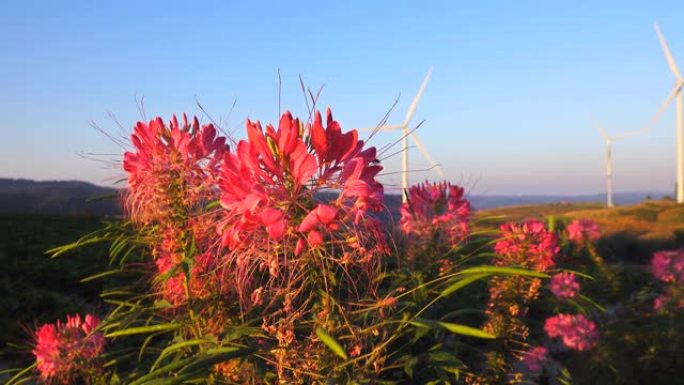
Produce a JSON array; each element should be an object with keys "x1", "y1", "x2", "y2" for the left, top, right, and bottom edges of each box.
[
  {"x1": 467, "y1": 192, "x2": 668, "y2": 210},
  {"x1": 384, "y1": 191, "x2": 666, "y2": 215},
  {"x1": 0, "y1": 179, "x2": 121, "y2": 216},
  {"x1": 0, "y1": 178, "x2": 667, "y2": 217}
]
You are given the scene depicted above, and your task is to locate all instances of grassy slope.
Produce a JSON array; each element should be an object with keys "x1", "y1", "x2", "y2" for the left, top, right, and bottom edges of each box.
[
  {"x1": 0, "y1": 214, "x2": 111, "y2": 352},
  {"x1": 475, "y1": 199, "x2": 684, "y2": 240},
  {"x1": 475, "y1": 199, "x2": 684, "y2": 264}
]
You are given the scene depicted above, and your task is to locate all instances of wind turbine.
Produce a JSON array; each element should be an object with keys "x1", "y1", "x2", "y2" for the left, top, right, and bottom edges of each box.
[
  {"x1": 592, "y1": 118, "x2": 645, "y2": 208},
  {"x1": 648, "y1": 22, "x2": 684, "y2": 203},
  {"x1": 369, "y1": 68, "x2": 444, "y2": 202}
]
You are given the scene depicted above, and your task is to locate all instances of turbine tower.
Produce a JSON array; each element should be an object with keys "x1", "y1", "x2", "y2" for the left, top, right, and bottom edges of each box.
[
  {"x1": 649, "y1": 23, "x2": 684, "y2": 203},
  {"x1": 369, "y1": 68, "x2": 444, "y2": 202},
  {"x1": 592, "y1": 119, "x2": 645, "y2": 208}
]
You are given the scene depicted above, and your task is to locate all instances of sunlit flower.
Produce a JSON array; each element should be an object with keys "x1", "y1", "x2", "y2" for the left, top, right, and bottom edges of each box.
[
  {"x1": 400, "y1": 180, "x2": 470, "y2": 247},
  {"x1": 549, "y1": 272, "x2": 580, "y2": 299},
  {"x1": 217, "y1": 108, "x2": 387, "y2": 309},
  {"x1": 544, "y1": 314, "x2": 598, "y2": 351},
  {"x1": 122, "y1": 114, "x2": 227, "y2": 306},
  {"x1": 520, "y1": 346, "x2": 548, "y2": 373},
  {"x1": 494, "y1": 220, "x2": 559, "y2": 271},
  {"x1": 33, "y1": 314, "x2": 105, "y2": 382},
  {"x1": 123, "y1": 114, "x2": 226, "y2": 225},
  {"x1": 651, "y1": 249, "x2": 684, "y2": 283},
  {"x1": 566, "y1": 219, "x2": 601, "y2": 243}
]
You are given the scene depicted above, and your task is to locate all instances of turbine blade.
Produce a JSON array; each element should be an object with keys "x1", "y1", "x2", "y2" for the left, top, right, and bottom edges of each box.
[
  {"x1": 647, "y1": 85, "x2": 681, "y2": 129},
  {"x1": 590, "y1": 116, "x2": 611, "y2": 141},
  {"x1": 409, "y1": 131, "x2": 445, "y2": 178},
  {"x1": 612, "y1": 130, "x2": 645, "y2": 140},
  {"x1": 655, "y1": 22, "x2": 683, "y2": 80},
  {"x1": 359, "y1": 123, "x2": 404, "y2": 132},
  {"x1": 404, "y1": 68, "x2": 433, "y2": 125}
]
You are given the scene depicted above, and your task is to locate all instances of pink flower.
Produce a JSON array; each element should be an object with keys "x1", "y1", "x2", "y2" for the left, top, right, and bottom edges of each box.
[
  {"x1": 651, "y1": 249, "x2": 684, "y2": 283},
  {"x1": 217, "y1": 109, "x2": 387, "y2": 308},
  {"x1": 298, "y1": 204, "x2": 338, "y2": 233},
  {"x1": 123, "y1": 114, "x2": 226, "y2": 225},
  {"x1": 521, "y1": 346, "x2": 548, "y2": 373},
  {"x1": 494, "y1": 220, "x2": 559, "y2": 271},
  {"x1": 566, "y1": 219, "x2": 600, "y2": 243},
  {"x1": 654, "y1": 295, "x2": 668, "y2": 311},
  {"x1": 544, "y1": 314, "x2": 598, "y2": 351},
  {"x1": 653, "y1": 290, "x2": 684, "y2": 311},
  {"x1": 122, "y1": 114, "x2": 226, "y2": 306},
  {"x1": 33, "y1": 314, "x2": 105, "y2": 382},
  {"x1": 151, "y1": 226, "x2": 218, "y2": 306},
  {"x1": 400, "y1": 181, "x2": 470, "y2": 246},
  {"x1": 549, "y1": 272, "x2": 580, "y2": 299}
]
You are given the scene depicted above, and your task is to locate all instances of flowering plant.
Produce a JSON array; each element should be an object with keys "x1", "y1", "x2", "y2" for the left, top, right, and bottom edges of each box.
[{"x1": 6, "y1": 102, "x2": 599, "y2": 385}]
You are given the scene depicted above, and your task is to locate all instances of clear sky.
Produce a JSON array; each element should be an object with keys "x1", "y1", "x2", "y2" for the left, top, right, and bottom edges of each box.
[{"x1": 1, "y1": 1, "x2": 684, "y2": 195}]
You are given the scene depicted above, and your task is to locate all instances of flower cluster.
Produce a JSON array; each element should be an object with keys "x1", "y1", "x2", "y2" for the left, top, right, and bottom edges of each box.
[
  {"x1": 651, "y1": 249, "x2": 684, "y2": 311},
  {"x1": 651, "y1": 249, "x2": 684, "y2": 284},
  {"x1": 520, "y1": 346, "x2": 549, "y2": 373},
  {"x1": 400, "y1": 180, "x2": 470, "y2": 247},
  {"x1": 123, "y1": 114, "x2": 226, "y2": 225},
  {"x1": 122, "y1": 115, "x2": 227, "y2": 305},
  {"x1": 33, "y1": 314, "x2": 105, "y2": 383},
  {"x1": 217, "y1": 109, "x2": 386, "y2": 304},
  {"x1": 566, "y1": 219, "x2": 601, "y2": 243},
  {"x1": 484, "y1": 220, "x2": 558, "y2": 358},
  {"x1": 549, "y1": 272, "x2": 580, "y2": 299},
  {"x1": 214, "y1": 109, "x2": 390, "y2": 381},
  {"x1": 544, "y1": 314, "x2": 598, "y2": 351},
  {"x1": 494, "y1": 220, "x2": 559, "y2": 271}
]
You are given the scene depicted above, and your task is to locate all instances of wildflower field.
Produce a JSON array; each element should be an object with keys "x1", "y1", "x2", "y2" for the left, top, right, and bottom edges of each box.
[{"x1": 1, "y1": 108, "x2": 683, "y2": 385}]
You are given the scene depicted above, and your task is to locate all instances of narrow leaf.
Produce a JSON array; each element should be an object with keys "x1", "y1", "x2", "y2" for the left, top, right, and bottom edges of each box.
[
  {"x1": 316, "y1": 327, "x2": 348, "y2": 360},
  {"x1": 457, "y1": 266, "x2": 549, "y2": 278},
  {"x1": 436, "y1": 321, "x2": 495, "y2": 339},
  {"x1": 151, "y1": 339, "x2": 214, "y2": 371},
  {"x1": 106, "y1": 323, "x2": 181, "y2": 338},
  {"x1": 410, "y1": 319, "x2": 495, "y2": 339},
  {"x1": 440, "y1": 273, "x2": 489, "y2": 297}
]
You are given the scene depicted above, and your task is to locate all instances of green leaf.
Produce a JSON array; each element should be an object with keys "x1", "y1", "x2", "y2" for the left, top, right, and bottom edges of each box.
[
  {"x1": 579, "y1": 294, "x2": 606, "y2": 312},
  {"x1": 560, "y1": 268, "x2": 594, "y2": 280},
  {"x1": 136, "y1": 348, "x2": 251, "y2": 385},
  {"x1": 128, "y1": 356, "x2": 197, "y2": 385},
  {"x1": 151, "y1": 339, "x2": 215, "y2": 371},
  {"x1": 105, "y1": 323, "x2": 181, "y2": 338},
  {"x1": 457, "y1": 265, "x2": 549, "y2": 279},
  {"x1": 316, "y1": 327, "x2": 348, "y2": 360},
  {"x1": 4, "y1": 363, "x2": 36, "y2": 385},
  {"x1": 437, "y1": 321, "x2": 495, "y2": 339},
  {"x1": 440, "y1": 273, "x2": 489, "y2": 297},
  {"x1": 410, "y1": 319, "x2": 495, "y2": 339},
  {"x1": 547, "y1": 215, "x2": 556, "y2": 231},
  {"x1": 80, "y1": 269, "x2": 123, "y2": 283}
]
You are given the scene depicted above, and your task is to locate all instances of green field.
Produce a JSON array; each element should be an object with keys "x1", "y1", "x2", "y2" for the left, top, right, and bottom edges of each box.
[
  {"x1": 2, "y1": 203, "x2": 683, "y2": 383},
  {"x1": 0, "y1": 214, "x2": 111, "y2": 354}
]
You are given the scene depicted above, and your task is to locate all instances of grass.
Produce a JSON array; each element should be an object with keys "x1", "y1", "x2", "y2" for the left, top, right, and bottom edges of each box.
[
  {"x1": 475, "y1": 199, "x2": 684, "y2": 240},
  {"x1": 0, "y1": 214, "x2": 110, "y2": 353},
  {"x1": 475, "y1": 198, "x2": 684, "y2": 262}
]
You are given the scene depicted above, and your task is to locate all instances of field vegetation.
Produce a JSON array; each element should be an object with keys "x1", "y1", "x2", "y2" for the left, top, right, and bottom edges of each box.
[{"x1": 1, "y1": 110, "x2": 682, "y2": 385}]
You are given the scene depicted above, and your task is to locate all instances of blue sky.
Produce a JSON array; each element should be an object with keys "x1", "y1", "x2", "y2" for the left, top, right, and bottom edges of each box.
[{"x1": 1, "y1": 1, "x2": 683, "y2": 195}]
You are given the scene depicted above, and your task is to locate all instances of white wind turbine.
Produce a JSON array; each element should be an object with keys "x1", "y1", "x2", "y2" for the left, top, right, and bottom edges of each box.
[
  {"x1": 369, "y1": 68, "x2": 444, "y2": 202},
  {"x1": 649, "y1": 22, "x2": 684, "y2": 203},
  {"x1": 592, "y1": 118, "x2": 646, "y2": 208}
]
